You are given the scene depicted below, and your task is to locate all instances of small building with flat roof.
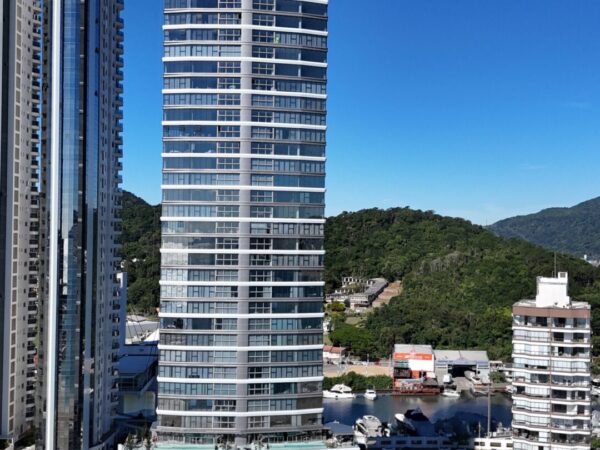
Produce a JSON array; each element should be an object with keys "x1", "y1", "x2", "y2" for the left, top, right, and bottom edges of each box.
[{"x1": 393, "y1": 344, "x2": 435, "y2": 382}]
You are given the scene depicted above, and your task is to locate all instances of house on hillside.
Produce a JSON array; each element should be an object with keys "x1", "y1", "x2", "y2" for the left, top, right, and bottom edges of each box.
[
  {"x1": 323, "y1": 345, "x2": 347, "y2": 363},
  {"x1": 348, "y1": 278, "x2": 388, "y2": 312}
]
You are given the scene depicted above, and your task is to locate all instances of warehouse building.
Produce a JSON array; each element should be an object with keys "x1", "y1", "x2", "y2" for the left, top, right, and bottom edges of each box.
[{"x1": 433, "y1": 350, "x2": 490, "y2": 380}]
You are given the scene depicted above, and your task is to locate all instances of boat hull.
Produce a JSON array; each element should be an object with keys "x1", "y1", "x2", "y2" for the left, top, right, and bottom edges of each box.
[{"x1": 323, "y1": 391, "x2": 355, "y2": 399}]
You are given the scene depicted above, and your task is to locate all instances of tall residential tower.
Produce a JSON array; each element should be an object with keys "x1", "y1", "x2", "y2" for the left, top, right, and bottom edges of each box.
[
  {"x1": 36, "y1": 0, "x2": 124, "y2": 448},
  {"x1": 158, "y1": 0, "x2": 328, "y2": 446},
  {"x1": 512, "y1": 273, "x2": 592, "y2": 450},
  {"x1": 0, "y1": 0, "x2": 41, "y2": 442}
]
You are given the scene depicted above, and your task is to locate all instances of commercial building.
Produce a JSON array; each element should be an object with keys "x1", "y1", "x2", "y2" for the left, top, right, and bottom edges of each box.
[
  {"x1": 158, "y1": 0, "x2": 328, "y2": 447},
  {"x1": 393, "y1": 344, "x2": 435, "y2": 383},
  {"x1": 36, "y1": 0, "x2": 124, "y2": 448},
  {"x1": 512, "y1": 273, "x2": 592, "y2": 450},
  {"x1": 0, "y1": 0, "x2": 41, "y2": 442},
  {"x1": 434, "y1": 349, "x2": 490, "y2": 380}
]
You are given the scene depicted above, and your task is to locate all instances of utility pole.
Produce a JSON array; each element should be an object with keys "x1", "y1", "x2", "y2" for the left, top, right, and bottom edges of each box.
[{"x1": 487, "y1": 381, "x2": 491, "y2": 436}]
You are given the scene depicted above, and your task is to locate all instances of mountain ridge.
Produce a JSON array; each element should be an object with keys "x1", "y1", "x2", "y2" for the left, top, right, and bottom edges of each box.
[{"x1": 489, "y1": 196, "x2": 600, "y2": 259}]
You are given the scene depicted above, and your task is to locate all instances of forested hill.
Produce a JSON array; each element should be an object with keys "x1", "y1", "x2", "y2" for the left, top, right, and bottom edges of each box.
[
  {"x1": 119, "y1": 190, "x2": 161, "y2": 313},
  {"x1": 119, "y1": 195, "x2": 600, "y2": 360},
  {"x1": 488, "y1": 196, "x2": 600, "y2": 259},
  {"x1": 326, "y1": 208, "x2": 600, "y2": 359}
]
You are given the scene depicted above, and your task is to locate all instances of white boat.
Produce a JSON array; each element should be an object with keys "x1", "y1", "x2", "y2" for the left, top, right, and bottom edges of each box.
[
  {"x1": 323, "y1": 384, "x2": 355, "y2": 399},
  {"x1": 364, "y1": 388, "x2": 377, "y2": 400},
  {"x1": 465, "y1": 370, "x2": 483, "y2": 385},
  {"x1": 354, "y1": 415, "x2": 385, "y2": 445},
  {"x1": 441, "y1": 389, "x2": 460, "y2": 398}
]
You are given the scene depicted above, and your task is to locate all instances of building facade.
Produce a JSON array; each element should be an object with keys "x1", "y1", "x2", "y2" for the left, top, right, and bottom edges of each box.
[
  {"x1": 0, "y1": 0, "x2": 41, "y2": 442},
  {"x1": 158, "y1": 0, "x2": 328, "y2": 446},
  {"x1": 36, "y1": 0, "x2": 124, "y2": 449},
  {"x1": 512, "y1": 273, "x2": 592, "y2": 450}
]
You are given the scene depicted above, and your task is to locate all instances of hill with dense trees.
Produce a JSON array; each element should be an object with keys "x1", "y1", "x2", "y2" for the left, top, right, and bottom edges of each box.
[
  {"x1": 119, "y1": 191, "x2": 161, "y2": 314},
  {"x1": 326, "y1": 208, "x2": 600, "y2": 360},
  {"x1": 120, "y1": 195, "x2": 600, "y2": 360},
  {"x1": 489, "y1": 196, "x2": 600, "y2": 259}
]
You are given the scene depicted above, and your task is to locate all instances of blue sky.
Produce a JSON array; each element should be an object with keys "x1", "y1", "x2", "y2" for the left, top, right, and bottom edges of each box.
[{"x1": 122, "y1": 0, "x2": 600, "y2": 224}]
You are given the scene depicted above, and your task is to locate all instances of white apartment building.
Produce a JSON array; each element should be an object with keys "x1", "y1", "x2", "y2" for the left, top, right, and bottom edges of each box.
[{"x1": 512, "y1": 272, "x2": 592, "y2": 450}]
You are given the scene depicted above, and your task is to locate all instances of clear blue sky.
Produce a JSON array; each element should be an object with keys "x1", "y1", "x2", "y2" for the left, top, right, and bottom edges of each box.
[{"x1": 122, "y1": 0, "x2": 600, "y2": 224}]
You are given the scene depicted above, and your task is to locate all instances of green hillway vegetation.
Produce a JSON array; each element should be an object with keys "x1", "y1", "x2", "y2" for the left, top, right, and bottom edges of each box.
[
  {"x1": 121, "y1": 192, "x2": 600, "y2": 361},
  {"x1": 326, "y1": 208, "x2": 600, "y2": 361},
  {"x1": 119, "y1": 191, "x2": 161, "y2": 315}
]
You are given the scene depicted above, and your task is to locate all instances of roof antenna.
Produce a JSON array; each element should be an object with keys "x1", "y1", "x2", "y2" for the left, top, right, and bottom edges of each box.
[{"x1": 553, "y1": 252, "x2": 557, "y2": 277}]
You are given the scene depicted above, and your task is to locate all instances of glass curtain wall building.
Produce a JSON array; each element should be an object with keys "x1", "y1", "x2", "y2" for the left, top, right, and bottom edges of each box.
[
  {"x1": 158, "y1": 0, "x2": 328, "y2": 446},
  {"x1": 0, "y1": 0, "x2": 41, "y2": 441},
  {"x1": 36, "y1": 0, "x2": 124, "y2": 449}
]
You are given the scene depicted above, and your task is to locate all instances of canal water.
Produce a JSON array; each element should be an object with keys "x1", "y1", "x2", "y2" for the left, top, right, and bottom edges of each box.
[{"x1": 323, "y1": 393, "x2": 512, "y2": 431}]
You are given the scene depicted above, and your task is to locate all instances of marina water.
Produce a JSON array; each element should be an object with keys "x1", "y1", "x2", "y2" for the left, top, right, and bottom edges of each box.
[{"x1": 323, "y1": 394, "x2": 512, "y2": 431}]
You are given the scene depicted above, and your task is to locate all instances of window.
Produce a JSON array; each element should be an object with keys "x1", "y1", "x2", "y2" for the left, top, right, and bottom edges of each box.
[
  {"x1": 248, "y1": 351, "x2": 270, "y2": 363},
  {"x1": 218, "y1": 61, "x2": 241, "y2": 73},
  {"x1": 217, "y1": 157, "x2": 240, "y2": 169},
  {"x1": 251, "y1": 175, "x2": 273, "y2": 186},
  {"x1": 250, "y1": 238, "x2": 272, "y2": 249},
  {"x1": 253, "y1": 0, "x2": 274, "y2": 11},
  {"x1": 252, "y1": 14, "x2": 274, "y2": 26},
  {"x1": 249, "y1": 302, "x2": 271, "y2": 314},
  {"x1": 218, "y1": 29, "x2": 241, "y2": 41},
  {"x1": 248, "y1": 384, "x2": 270, "y2": 395},
  {"x1": 218, "y1": 0, "x2": 241, "y2": 7}
]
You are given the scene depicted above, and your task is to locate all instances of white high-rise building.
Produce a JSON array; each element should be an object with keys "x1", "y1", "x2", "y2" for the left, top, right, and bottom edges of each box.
[
  {"x1": 0, "y1": 0, "x2": 41, "y2": 442},
  {"x1": 512, "y1": 272, "x2": 592, "y2": 450},
  {"x1": 158, "y1": 0, "x2": 328, "y2": 446}
]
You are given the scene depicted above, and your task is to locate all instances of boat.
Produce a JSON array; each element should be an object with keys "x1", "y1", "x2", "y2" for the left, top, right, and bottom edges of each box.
[
  {"x1": 395, "y1": 408, "x2": 436, "y2": 436},
  {"x1": 323, "y1": 384, "x2": 355, "y2": 399},
  {"x1": 465, "y1": 370, "x2": 483, "y2": 385},
  {"x1": 441, "y1": 388, "x2": 460, "y2": 398},
  {"x1": 364, "y1": 387, "x2": 377, "y2": 400},
  {"x1": 354, "y1": 415, "x2": 387, "y2": 445}
]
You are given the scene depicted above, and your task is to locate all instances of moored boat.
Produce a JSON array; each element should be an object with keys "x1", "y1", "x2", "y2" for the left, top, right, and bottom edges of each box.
[
  {"x1": 323, "y1": 383, "x2": 355, "y2": 399},
  {"x1": 354, "y1": 415, "x2": 386, "y2": 445},
  {"x1": 364, "y1": 387, "x2": 377, "y2": 400},
  {"x1": 441, "y1": 388, "x2": 460, "y2": 398}
]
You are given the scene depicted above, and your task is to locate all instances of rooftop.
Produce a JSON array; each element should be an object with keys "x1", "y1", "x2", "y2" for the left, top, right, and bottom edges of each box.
[
  {"x1": 126, "y1": 316, "x2": 159, "y2": 343},
  {"x1": 433, "y1": 349, "x2": 489, "y2": 363},
  {"x1": 364, "y1": 278, "x2": 388, "y2": 295},
  {"x1": 394, "y1": 344, "x2": 433, "y2": 354},
  {"x1": 323, "y1": 345, "x2": 346, "y2": 354},
  {"x1": 513, "y1": 299, "x2": 590, "y2": 310}
]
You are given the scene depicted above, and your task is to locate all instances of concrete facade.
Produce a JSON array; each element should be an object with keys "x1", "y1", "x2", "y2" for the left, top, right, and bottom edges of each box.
[
  {"x1": 158, "y1": 0, "x2": 328, "y2": 447},
  {"x1": 0, "y1": 0, "x2": 41, "y2": 442},
  {"x1": 512, "y1": 273, "x2": 592, "y2": 450}
]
